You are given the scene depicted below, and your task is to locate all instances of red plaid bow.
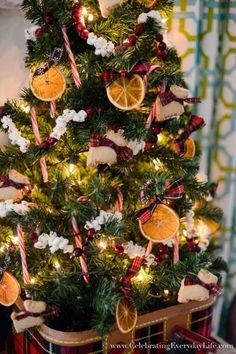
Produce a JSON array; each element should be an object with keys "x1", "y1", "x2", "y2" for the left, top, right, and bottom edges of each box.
[
  {"x1": 90, "y1": 135, "x2": 133, "y2": 162},
  {"x1": 121, "y1": 256, "x2": 143, "y2": 298},
  {"x1": 104, "y1": 62, "x2": 153, "y2": 87},
  {"x1": 184, "y1": 276, "x2": 223, "y2": 296},
  {"x1": 15, "y1": 305, "x2": 59, "y2": 321},
  {"x1": 174, "y1": 115, "x2": 206, "y2": 156},
  {"x1": 0, "y1": 176, "x2": 30, "y2": 193},
  {"x1": 136, "y1": 179, "x2": 184, "y2": 225},
  {"x1": 159, "y1": 91, "x2": 201, "y2": 106}
]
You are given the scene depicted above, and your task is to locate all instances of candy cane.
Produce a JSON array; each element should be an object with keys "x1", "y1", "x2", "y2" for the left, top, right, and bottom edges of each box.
[
  {"x1": 17, "y1": 224, "x2": 30, "y2": 285},
  {"x1": 145, "y1": 240, "x2": 154, "y2": 257},
  {"x1": 30, "y1": 107, "x2": 48, "y2": 183},
  {"x1": 146, "y1": 80, "x2": 167, "y2": 128},
  {"x1": 173, "y1": 233, "x2": 179, "y2": 264},
  {"x1": 50, "y1": 100, "x2": 56, "y2": 118},
  {"x1": 114, "y1": 187, "x2": 123, "y2": 212},
  {"x1": 61, "y1": 24, "x2": 82, "y2": 88},
  {"x1": 72, "y1": 213, "x2": 90, "y2": 284}
]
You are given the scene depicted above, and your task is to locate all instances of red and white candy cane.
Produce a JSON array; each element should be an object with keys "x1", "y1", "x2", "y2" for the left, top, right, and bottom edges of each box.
[
  {"x1": 114, "y1": 187, "x2": 123, "y2": 212},
  {"x1": 146, "y1": 80, "x2": 167, "y2": 129},
  {"x1": 72, "y1": 211, "x2": 90, "y2": 284},
  {"x1": 173, "y1": 232, "x2": 179, "y2": 264},
  {"x1": 50, "y1": 100, "x2": 56, "y2": 118},
  {"x1": 61, "y1": 24, "x2": 82, "y2": 88},
  {"x1": 17, "y1": 224, "x2": 30, "y2": 285},
  {"x1": 30, "y1": 107, "x2": 48, "y2": 183}
]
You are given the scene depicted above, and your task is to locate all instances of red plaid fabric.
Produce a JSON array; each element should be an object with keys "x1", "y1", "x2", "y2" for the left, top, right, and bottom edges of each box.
[
  {"x1": 104, "y1": 62, "x2": 152, "y2": 86},
  {"x1": 15, "y1": 305, "x2": 59, "y2": 321},
  {"x1": 174, "y1": 115, "x2": 206, "y2": 156},
  {"x1": 137, "y1": 179, "x2": 185, "y2": 225},
  {"x1": 159, "y1": 91, "x2": 201, "y2": 106},
  {"x1": 90, "y1": 135, "x2": 133, "y2": 162},
  {"x1": 0, "y1": 176, "x2": 27, "y2": 190},
  {"x1": 184, "y1": 276, "x2": 223, "y2": 296},
  {"x1": 121, "y1": 256, "x2": 143, "y2": 298}
]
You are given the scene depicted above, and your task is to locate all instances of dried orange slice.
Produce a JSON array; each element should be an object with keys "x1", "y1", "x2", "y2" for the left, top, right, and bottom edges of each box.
[
  {"x1": 31, "y1": 65, "x2": 66, "y2": 102},
  {"x1": 183, "y1": 138, "x2": 196, "y2": 159},
  {"x1": 139, "y1": 204, "x2": 179, "y2": 243},
  {"x1": 106, "y1": 74, "x2": 145, "y2": 110},
  {"x1": 0, "y1": 272, "x2": 20, "y2": 306},
  {"x1": 116, "y1": 298, "x2": 137, "y2": 334}
]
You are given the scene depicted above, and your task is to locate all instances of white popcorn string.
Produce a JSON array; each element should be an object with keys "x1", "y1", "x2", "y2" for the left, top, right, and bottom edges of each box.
[
  {"x1": 34, "y1": 231, "x2": 74, "y2": 254},
  {"x1": 124, "y1": 241, "x2": 156, "y2": 267},
  {"x1": 1, "y1": 115, "x2": 30, "y2": 153},
  {"x1": 0, "y1": 200, "x2": 31, "y2": 218},
  {"x1": 50, "y1": 109, "x2": 87, "y2": 140},
  {"x1": 85, "y1": 210, "x2": 123, "y2": 231},
  {"x1": 87, "y1": 33, "x2": 115, "y2": 57}
]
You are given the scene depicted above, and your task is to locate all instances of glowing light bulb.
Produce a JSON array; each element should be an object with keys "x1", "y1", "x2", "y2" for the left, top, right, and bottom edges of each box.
[
  {"x1": 183, "y1": 230, "x2": 187, "y2": 237},
  {"x1": 98, "y1": 241, "x2": 107, "y2": 251},
  {"x1": 0, "y1": 246, "x2": 4, "y2": 253},
  {"x1": 69, "y1": 163, "x2": 75, "y2": 173},
  {"x1": 136, "y1": 273, "x2": 145, "y2": 282},
  {"x1": 158, "y1": 134, "x2": 164, "y2": 142},
  {"x1": 10, "y1": 236, "x2": 19, "y2": 245},
  {"x1": 153, "y1": 158, "x2": 162, "y2": 170},
  {"x1": 162, "y1": 18, "x2": 168, "y2": 24},
  {"x1": 82, "y1": 7, "x2": 88, "y2": 16},
  {"x1": 164, "y1": 289, "x2": 169, "y2": 296},
  {"x1": 88, "y1": 14, "x2": 94, "y2": 22},
  {"x1": 55, "y1": 261, "x2": 61, "y2": 271},
  {"x1": 30, "y1": 277, "x2": 36, "y2": 284}
]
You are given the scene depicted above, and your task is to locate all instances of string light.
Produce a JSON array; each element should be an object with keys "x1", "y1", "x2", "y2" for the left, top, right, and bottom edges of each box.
[
  {"x1": 153, "y1": 158, "x2": 162, "y2": 170},
  {"x1": 69, "y1": 163, "x2": 75, "y2": 173},
  {"x1": 30, "y1": 277, "x2": 36, "y2": 284},
  {"x1": 88, "y1": 14, "x2": 94, "y2": 22},
  {"x1": 0, "y1": 246, "x2": 5, "y2": 253},
  {"x1": 163, "y1": 289, "x2": 170, "y2": 296},
  {"x1": 54, "y1": 261, "x2": 61, "y2": 271},
  {"x1": 98, "y1": 241, "x2": 107, "y2": 251},
  {"x1": 136, "y1": 272, "x2": 145, "y2": 282},
  {"x1": 10, "y1": 235, "x2": 19, "y2": 245},
  {"x1": 82, "y1": 7, "x2": 88, "y2": 16}
]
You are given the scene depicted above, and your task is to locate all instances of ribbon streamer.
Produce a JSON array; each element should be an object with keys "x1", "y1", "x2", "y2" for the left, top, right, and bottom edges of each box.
[
  {"x1": 173, "y1": 233, "x2": 179, "y2": 264},
  {"x1": 121, "y1": 256, "x2": 143, "y2": 298},
  {"x1": 90, "y1": 135, "x2": 133, "y2": 162},
  {"x1": 15, "y1": 305, "x2": 58, "y2": 321},
  {"x1": 30, "y1": 107, "x2": 48, "y2": 183},
  {"x1": 174, "y1": 115, "x2": 205, "y2": 156},
  {"x1": 50, "y1": 100, "x2": 57, "y2": 118}
]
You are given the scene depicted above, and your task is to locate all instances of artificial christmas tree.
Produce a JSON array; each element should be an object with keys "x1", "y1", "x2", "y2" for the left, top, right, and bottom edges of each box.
[{"x1": 0, "y1": 0, "x2": 227, "y2": 353}]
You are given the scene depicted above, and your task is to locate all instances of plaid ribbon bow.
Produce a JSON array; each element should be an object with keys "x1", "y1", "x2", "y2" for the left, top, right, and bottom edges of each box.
[
  {"x1": 174, "y1": 115, "x2": 206, "y2": 156},
  {"x1": 136, "y1": 179, "x2": 184, "y2": 225},
  {"x1": 0, "y1": 176, "x2": 30, "y2": 191},
  {"x1": 33, "y1": 48, "x2": 63, "y2": 78},
  {"x1": 121, "y1": 256, "x2": 143, "y2": 298},
  {"x1": 104, "y1": 62, "x2": 153, "y2": 87},
  {"x1": 184, "y1": 276, "x2": 223, "y2": 296},
  {"x1": 15, "y1": 305, "x2": 59, "y2": 321},
  {"x1": 90, "y1": 135, "x2": 133, "y2": 162},
  {"x1": 159, "y1": 91, "x2": 201, "y2": 107}
]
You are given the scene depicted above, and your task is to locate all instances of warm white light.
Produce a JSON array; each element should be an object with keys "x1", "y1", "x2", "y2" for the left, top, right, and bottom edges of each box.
[
  {"x1": 30, "y1": 277, "x2": 36, "y2": 284},
  {"x1": 98, "y1": 241, "x2": 107, "y2": 251},
  {"x1": 88, "y1": 14, "x2": 94, "y2": 22},
  {"x1": 55, "y1": 261, "x2": 61, "y2": 271},
  {"x1": 0, "y1": 246, "x2": 4, "y2": 253},
  {"x1": 82, "y1": 7, "x2": 88, "y2": 16},
  {"x1": 69, "y1": 163, "x2": 75, "y2": 173},
  {"x1": 158, "y1": 134, "x2": 164, "y2": 142},
  {"x1": 183, "y1": 230, "x2": 187, "y2": 237},
  {"x1": 153, "y1": 158, "x2": 162, "y2": 170},
  {"x1": 164, "y1": 289, "x2": 169, "y2": 296},
  {"x1": 10, "y1": 236, "x2": 19, "y2": 245},
  {"x1": 162, "y1": 18, "x2": 168, "y2": 24},
  {"x1": 136, "y1": 272, "x2": 145, "y2": 282}
]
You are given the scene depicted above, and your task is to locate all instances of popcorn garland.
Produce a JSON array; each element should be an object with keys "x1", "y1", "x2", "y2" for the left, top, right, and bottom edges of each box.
[
  {"x1": 1, "y1": 116, "x2": 30, "y2": 153},
  {"x1": 34, "y1": 231, "x2": 74, "y2": 254},
  {"x1": 0, "y1": 200, "x2": 31, "y2": 218},
  {"x1": 137, "y1": 10, "x2": 167, "y2": 27},
  {"x1": 24, "y1": 25, "x2": 40, "y2": 42},
  {"x1": 50, "y1": 109, "x2": 87, "y2": 140},
  {"x1": 85, "y1": 210, "x2": 123, "y2": 231},
  {"x1": 87, "y1": 33, "x2": 115, "y2": 57},
  {"x1": 123, "y1": 241, "x2": 156, "y2": 267}
]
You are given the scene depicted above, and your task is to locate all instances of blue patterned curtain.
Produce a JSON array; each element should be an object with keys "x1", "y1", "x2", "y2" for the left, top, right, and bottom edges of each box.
[{"x1": 170, "y1": 0, "x2": 236, "y2": 335}]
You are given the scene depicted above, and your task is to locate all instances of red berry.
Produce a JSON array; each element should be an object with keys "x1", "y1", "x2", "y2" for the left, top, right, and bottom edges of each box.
[
  {"x1": 145, "y1": 141, "x2": 153, "y2": 151},
  {"x1": 44, "y1": 15, "x2": 54, "y2": 25},
  {"x1": 29, "y1": 231, "x2": 38, "y2": 243},
  {"x1": 127, "y1": 35, "x2": 137, "y2": 46},
  {"x1": 159, "y1": 244, "x2": 169, "y2": 255},
  {"x1": 81, "y1": 30, "x2": 89, "y2": 40},
  {"x1": 87, "y1": 228, "x2": 95, "y2": 237},
  {"x1": 152, "y1": 126, "x2": 161, "y2": 135},
  {"x1": 155, "y1": 255, "x2": 163, "y2": 264},
  {"x1": 35, "y1": 28, "x2": 44, "y2": 37},
  {"x1": 148, "y1": 134, "x2": 157, "y2": 143},
  {"x1": 158, "y1": 41, "x2": 167, "y2": 51},
  {"x1": 86, "y1": 107, "x2": 94, "y2": 118},
  {"x1": 134, "y1": 24, "x2": 145, "y2": 36},
  {"x1": 156, "y1": 49, "x2": 168, "y2": 58},
  {"x1": 115, "y1": 245, "x2": 124, "y2": 254},
  {"x1": 156, "y1": 33, "x2": 163, "y2": 42},
  {"x1": 74, "y1": 247, "x2": 84, "y2": 257},
  {"x1": 76, "y1": 23, "x2": 86, "y2": 32}
]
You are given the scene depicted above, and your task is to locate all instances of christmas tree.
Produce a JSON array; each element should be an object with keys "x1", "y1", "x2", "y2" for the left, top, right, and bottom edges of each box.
[{"x1": 0, "y1": 0, "x2": 227, "y2": 338}]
